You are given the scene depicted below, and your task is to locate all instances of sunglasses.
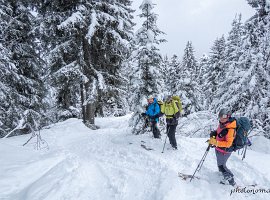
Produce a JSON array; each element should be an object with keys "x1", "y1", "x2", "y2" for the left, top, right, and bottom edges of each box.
[{"x1": 219, "y1": 114, "x2": 228, "y2": 119}]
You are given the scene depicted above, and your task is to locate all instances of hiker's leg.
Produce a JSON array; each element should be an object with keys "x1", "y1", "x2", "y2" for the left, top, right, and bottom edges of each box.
[
  {"x1": 166, "y1": 125, "x2": 171, "y2": 144},
  {"x1": 152, "y1": 121, "x2": 160, "y2": 138},
  {"x1": 215, "y1": 149, "x2": 233, "y2": 178},
  {"x1": 168, "y1": 125, "x2": 177, "y2": 148},
  {"x1": 167, "y1": 125, "x2": 172, "y2": 144},
  {"x1": 155, "y1": 120, "x2": 161, "y2": 137}
]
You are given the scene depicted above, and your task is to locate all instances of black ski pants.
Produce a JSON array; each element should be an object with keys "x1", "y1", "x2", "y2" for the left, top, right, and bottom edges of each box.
[
  {"x1": 167, "y1": 124, "x2": 177, "y2": 148},
  {"x1": 151, "y1": 121, "x2": 160, "y2": 138}
]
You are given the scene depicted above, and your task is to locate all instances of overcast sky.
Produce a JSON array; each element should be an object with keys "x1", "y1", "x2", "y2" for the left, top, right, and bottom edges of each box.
[{"x1": 132, "y1": 0, "x2": 256, "y2": 58}]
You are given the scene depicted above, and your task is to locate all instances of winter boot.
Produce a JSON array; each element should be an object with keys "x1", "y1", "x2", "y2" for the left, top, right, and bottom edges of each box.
[
  {"x1": 220, "y1": 176, "x2": 236, "y2": 186},
  {"x1": 228, "y1": 177, "x2": 236, "y2": 186}
]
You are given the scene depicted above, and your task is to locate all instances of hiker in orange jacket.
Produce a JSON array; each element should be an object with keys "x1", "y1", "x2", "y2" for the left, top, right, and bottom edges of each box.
[{"x1": 208, "y1": 108, "x2": 237, "y2": 186}]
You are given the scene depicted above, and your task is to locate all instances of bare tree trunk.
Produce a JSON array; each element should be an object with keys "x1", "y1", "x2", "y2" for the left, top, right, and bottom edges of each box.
[
  {"x1": 84, "y1": 81, "x2": 99, "y2": 129},
  {"x1": 85, "y1": 102, "x2": 95, "y2": 124}
]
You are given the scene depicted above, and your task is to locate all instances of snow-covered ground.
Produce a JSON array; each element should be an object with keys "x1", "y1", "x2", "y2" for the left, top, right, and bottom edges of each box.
[{"x1": 1, "y1": 114, "x2": 270, "y2": 200}]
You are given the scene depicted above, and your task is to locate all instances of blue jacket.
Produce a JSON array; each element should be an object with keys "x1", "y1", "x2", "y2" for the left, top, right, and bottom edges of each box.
[{"x1": 145, "y1": 98, "x2": 160, "y2": 122}]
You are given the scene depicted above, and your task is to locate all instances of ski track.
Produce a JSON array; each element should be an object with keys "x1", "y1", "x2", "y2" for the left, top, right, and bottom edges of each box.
[{"x1": 0, "y1": 116, "x2": 270, "y2": 200}]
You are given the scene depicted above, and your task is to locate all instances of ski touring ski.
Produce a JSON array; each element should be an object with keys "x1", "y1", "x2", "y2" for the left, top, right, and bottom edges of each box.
[
  {"x1": 220, "y1": 181, "x2": 258, "y2": 188},
  {"x1": 141, "y1": 144, "x2": 154, "y2": 151}
]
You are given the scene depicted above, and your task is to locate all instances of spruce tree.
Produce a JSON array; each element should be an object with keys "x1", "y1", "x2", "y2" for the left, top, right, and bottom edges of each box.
[
  {"x1": 209, "y1": 2, "x2": 270, "y2": 137},
  {"x1": 0, "y1": 0, "x2": 45, "y2": 137},
  {"x1": 203, "y1": 36, "x2": 226, "y2": 110},
  {"x1": 168, "y1": 54, "x2": 181, "y2": 94},
  {"x1": 38, "y1": 0, "x2": 134, "y2": 127},
  {"x1": 177, "y1": 41, "x2": 201, "y2": 115},
  {"x1": 89, "y1": 0, "x2": 135, "y2": 117},
  {"x1": 129, "y1": 0, "x2": 166, "y2": 134},
  {"x1": 212, "y1": 15, "x2": 245, "y2": 113}
]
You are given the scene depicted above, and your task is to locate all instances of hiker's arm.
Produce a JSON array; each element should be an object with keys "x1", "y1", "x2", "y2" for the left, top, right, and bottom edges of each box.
[
  {"x1": 145, "y1": 109, "x2": 151, "y2": 117},
  {"x1": 216, "y1": 128, "x2": 235, "y2": 148}
]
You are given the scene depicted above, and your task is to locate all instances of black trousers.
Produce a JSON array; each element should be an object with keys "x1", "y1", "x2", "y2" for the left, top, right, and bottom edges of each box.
[
  {"x1": 167, "y1": 124, "x2": 177, "y2": 148},
  {"x1": 151, "y1": 121, "x2": 160, "y2": 138}
]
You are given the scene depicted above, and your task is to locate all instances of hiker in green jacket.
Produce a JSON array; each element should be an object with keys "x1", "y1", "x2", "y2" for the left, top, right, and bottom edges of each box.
[{"x1": 160, "y1": 95, "x2": 183, "y2": 150}]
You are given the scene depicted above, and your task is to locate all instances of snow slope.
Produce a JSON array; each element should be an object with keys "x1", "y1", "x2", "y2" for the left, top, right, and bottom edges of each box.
[{"x1": 1, "y1": 114, "x2": 270, "y2": 200}]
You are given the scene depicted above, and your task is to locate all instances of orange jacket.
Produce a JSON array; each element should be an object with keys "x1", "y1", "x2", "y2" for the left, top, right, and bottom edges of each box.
[{"x1": 216, "y1": 120, "x2": 236, "y2": 148}]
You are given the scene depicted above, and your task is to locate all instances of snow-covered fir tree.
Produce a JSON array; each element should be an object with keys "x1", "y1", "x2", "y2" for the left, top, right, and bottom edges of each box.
[
  {"x1": 38, "y1": 0, "x2": 134, "y2": 127},
  {"x1": 247, "y1": 0, "x2": 270, "y2": 17},
  {"x1": 225, "y1": 14, "x2": 244, "y2": 64},
  {"x1": 176, "y1": 41, "x2": 201, "y2": 115},
  {"x1": 38, "y1": 0, "x2": 93, "y2": 123},
  {"x1": 197, "y1": 54, "x2": 209, "y2": 108},
  {"x1": 0, "y1": 0, "x2": 46, "y2": 137},
  {"x1": 207, "y1": 1, "x2": 270, "y2": 137},
  {"x1": 203, "y1": 36, "x2": 226, "y2": 110},
  {"x1": 160, "y1": 55, "x2": 170, "y2": 94},
  {"x1": 224, "y1": 1, "x2": 270, "y2": 136},
  {"x1": 129, "y1": 0, "x2": 166, "y2": 134},
  {"x1": 198, "y1": 54, "x2": 209, "y2": 86},
  {"x1": 166, "y1": 54, "x2": 180, "y2": 94},
  {"x1": 211, "y1": 15, "x2": 245, "y2": 113},
  {"x1": 89, "y1": 0, "x2": 135, "y2": 117},
  {"x1": 181, "y1": 41, "x2": 199, "y2": 81}
]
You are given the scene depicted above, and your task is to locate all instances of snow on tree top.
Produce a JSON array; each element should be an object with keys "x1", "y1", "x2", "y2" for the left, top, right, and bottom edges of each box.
[{"x1": 140, "y1": 0, "x2": 154, "y2": 10}]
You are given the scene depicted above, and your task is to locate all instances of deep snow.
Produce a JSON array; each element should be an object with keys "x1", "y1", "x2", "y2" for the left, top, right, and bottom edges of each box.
[{"x1": 1, "y1": 114, "x2": 270, "y2": 200}]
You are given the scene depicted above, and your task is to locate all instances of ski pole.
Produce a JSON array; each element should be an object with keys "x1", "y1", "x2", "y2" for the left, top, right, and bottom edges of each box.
[
  {"x1": 161, "y1": 126, "x2": 170, "y2": 153},
  {"x1": 190, "y1": 145, "x2": 211, "y2": 182},
  {"x1": 242, "y1": 144, "x2": 248, "y2": 160},
  {"x1": 242, "y1": 128, "x2": 253, "y2": 160},
  {"x1": 161, "y1": 135, "x2": 167, "y2": 153}
]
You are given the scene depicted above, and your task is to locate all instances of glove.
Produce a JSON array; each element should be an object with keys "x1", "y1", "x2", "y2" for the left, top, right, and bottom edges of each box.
[
  {"x1": 208, "y1": 137, "x2": 217, "y2": 146},
  {"x1": 141, "y1": 113, "x2": 146, "y2": 117},
  {"x1": 210, "y1": 130, "x2": 217, "y2": 138},
  {"x1": 218, "y1": 128, "x2": 228, "y2": 138}
]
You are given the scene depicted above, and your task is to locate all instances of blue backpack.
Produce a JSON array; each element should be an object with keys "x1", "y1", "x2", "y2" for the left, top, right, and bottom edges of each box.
[{"x1": 233, "y1": 117, "x2": 252, "y2": 151}]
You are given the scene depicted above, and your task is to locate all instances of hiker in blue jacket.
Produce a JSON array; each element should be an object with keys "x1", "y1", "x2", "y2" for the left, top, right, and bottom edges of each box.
[{"x1": 142, "y1": 95, "x2": 161, "y2": 138}]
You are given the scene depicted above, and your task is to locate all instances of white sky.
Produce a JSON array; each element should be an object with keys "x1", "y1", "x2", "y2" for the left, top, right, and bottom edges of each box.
[{"x1": 132, "y1": 0, "x2": 256, "y2": 58}]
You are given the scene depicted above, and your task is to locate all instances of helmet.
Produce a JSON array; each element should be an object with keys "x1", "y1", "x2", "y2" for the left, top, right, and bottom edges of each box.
[{"x1": 218, "y1": 108, "x2": 231, "y2": 119}]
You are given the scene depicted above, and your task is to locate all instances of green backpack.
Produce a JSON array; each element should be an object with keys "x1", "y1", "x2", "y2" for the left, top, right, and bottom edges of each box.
[{"x1": 172, "y1": 96, "x2": 183, "y2": 112}]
